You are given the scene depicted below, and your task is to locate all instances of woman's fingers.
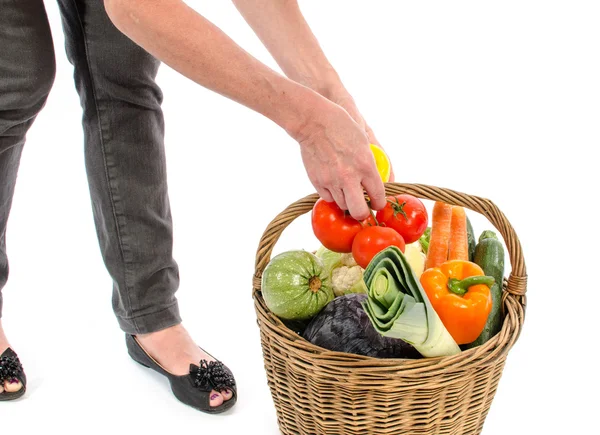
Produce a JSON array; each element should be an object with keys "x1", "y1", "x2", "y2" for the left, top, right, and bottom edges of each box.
[
  {"x1": 362, "y1": 175, "x2": 387, "y2": 211},
  {"x1": 343, "y1": 184, "x2": 371, "y2": 220},
  {"x1": 330, "y1": 188, "x2": 348, "y2": 211},
  {"x1": 316, "y1": 187, "x2": 334, "y2": 203}
]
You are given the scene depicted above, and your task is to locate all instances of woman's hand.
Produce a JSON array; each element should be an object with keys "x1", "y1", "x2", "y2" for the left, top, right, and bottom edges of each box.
[
  {"x1": 290, "y1": 96, "x2": 387, "y2": 221},
  {"x1": 323, "y1": 85, "x2": 395, "y2": 182},
  {"x1": 231, "y1": 0, "x2": 394, "y2": 203}
]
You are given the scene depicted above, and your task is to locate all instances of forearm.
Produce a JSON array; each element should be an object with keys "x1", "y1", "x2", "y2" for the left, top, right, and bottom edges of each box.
[
  {"x1": 232, "y1": 0, "x2": 344, "y2": 97},
  {"x1": 104, "y1": 0, "x2": 322, "y2": 136}
]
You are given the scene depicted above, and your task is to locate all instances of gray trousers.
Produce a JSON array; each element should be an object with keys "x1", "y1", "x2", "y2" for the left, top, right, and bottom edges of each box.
[{"x1": 0, "y1": 0, "x2": 181, "y2": 334}]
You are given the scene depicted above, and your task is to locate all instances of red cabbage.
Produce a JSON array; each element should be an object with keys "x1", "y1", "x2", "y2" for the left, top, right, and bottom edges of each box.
[{"x1": 302, "y1": 294, "x2": 421, "y2": 359}]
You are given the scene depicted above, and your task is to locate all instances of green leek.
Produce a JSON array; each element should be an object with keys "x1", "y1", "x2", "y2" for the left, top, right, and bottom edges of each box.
[{"x1": 361, "y1": 246, "x2": 460, "y2": 357}]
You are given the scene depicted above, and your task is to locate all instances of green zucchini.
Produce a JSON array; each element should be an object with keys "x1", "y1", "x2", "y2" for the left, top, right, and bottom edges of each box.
[
  {"x1": 465, "y1": 230, "x2": 505, "y2": 348},
  {"x1": 466, "y1": 216, "x2": 476, "y2": 262}
]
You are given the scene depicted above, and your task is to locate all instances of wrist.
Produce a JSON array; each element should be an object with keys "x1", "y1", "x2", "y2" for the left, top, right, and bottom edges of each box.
[
  {"x1": 269, "y1": 81, "x2": 330, "y2": 140},
  {"x1": 297, "y1": 68, "x2": 345, "y2": 100}
]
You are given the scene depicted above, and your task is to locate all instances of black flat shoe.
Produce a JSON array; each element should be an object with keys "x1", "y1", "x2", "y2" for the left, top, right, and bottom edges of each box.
[
  {"x1": 125, "y1": 334, "x2": 237, "y2": 414},
  {"x1": 0, "y1": 348, "x2": 26, "y2": 401}
]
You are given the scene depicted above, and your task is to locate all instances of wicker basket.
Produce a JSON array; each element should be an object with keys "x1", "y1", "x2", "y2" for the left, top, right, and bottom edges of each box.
[{"x1": 252, "y1": 183, "x2": 527, "y2": 435}]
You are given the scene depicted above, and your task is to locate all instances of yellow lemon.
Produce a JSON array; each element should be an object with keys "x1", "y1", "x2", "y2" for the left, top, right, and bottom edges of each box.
[{"x1": 370, "y1": 143, "x2": 391, "y2": 183}]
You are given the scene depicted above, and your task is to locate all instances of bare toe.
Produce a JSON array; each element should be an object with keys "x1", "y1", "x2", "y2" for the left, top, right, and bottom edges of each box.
[
  {"x1": 209, "y1": 390, "x2": 224, "y2": 407},
  {"x1": 0, "y1": 384, "x2": 4, "y2": 394},
  {"x1": 221, "y1": 389, "x2": 233, "y2": 401},
  {"x1": 4, "y1": 379, "x2": 22, "y2": 393}
]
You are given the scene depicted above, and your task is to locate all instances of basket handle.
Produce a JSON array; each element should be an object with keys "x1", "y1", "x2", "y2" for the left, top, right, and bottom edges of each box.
[{"x1": 252, "y1": 183, "x2": 527, "y2": 307}]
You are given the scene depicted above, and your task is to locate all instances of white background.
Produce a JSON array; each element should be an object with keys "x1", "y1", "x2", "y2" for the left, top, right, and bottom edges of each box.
[{"x1": 2, "y1": 1, "x2": 598, "y2": 434}]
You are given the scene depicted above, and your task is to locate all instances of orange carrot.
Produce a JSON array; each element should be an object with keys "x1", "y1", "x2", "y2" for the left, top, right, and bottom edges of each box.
[
  {"x1": 425, "y1": 202, "x2": 453, "y2": 269},
  {"x1": 448, "y1": 206, "x2": 469, "y2": 261}
]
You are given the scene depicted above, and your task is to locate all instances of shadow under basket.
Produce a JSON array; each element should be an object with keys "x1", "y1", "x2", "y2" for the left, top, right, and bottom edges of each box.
[{"x1": 252, "y1": 183, "x2": 527, "y2": 435}]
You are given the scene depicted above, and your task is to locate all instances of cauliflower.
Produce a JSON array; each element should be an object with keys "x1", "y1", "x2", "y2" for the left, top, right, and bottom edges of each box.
[
  {"x1": 331, "y1": 265, "x2": 367, "y2": 297},
  {"x1": 339, "y1": 253, "x2": 358, "y2": 267},
  {"x1": 315, "y1": 247, "x2": 367, "y2": 297}
]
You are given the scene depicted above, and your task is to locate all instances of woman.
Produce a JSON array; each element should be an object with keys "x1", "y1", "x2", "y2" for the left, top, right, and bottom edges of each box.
[{"x1": 0, "y1": 0, "x2": 390, "y2": 411}]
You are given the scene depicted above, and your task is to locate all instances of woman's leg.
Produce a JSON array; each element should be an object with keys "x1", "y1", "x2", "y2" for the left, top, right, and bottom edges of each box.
[
  {"x1": 56, "y1": 0, "x2": 232, "y2": 407},
  {"x1": 56, "y1": 0, "x2": 181, "y2": 334},
  {"x1": 0, "y1": 0, "x2": 56, "y2": 394}
]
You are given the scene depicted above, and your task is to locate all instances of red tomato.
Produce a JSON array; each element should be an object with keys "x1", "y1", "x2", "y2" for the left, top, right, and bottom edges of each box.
[
  {"x1": 312, "y1": 199, "x2": 365, "y2": 253},
  {"x1": 352, "y1": 226, "x2": 405, "y2": 269},
  {"x1": 376, "y1": 194, "x2": 428, "y2": 244}
]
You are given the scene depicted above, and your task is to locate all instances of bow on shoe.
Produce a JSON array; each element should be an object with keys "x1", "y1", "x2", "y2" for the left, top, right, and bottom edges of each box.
[
  {"x1": 0, "y1": 355, "x2": 22, "y2": 383},
  {"x1": 191, "y1": 360, "x2": 235, "y2": 391}
]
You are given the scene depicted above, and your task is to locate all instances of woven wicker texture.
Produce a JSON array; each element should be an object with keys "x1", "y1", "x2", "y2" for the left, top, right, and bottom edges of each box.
[{"x1": 252, "y1": 183, "x2": 527, "y2": 435}]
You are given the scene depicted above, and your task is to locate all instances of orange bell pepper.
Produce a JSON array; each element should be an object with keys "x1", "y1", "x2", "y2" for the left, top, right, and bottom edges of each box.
[{"x1": 420, "y1": 260, "x2": 494, "y2": 345}]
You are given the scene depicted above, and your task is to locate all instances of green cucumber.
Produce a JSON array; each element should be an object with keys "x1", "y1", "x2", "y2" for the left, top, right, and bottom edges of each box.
[
  {"x1": 465, "y1": 230, "x2": 505, "y2": 348},
  {"x1": 466, "y1": 216, "x2": 476, "y2": 262},
  {"x1": 419, "y1": 227, "x2": 431, "y2": 254}
]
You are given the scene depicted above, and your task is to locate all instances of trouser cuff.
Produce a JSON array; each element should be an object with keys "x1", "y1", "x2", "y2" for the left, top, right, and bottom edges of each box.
[{"x1": 117, "y1": 302, "x2": 181, "y2": 335}]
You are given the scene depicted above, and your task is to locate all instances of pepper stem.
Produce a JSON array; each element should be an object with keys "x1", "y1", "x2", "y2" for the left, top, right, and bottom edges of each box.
[{"x1": 447, "y1": 276, "x2": 495, "y2": 296}]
